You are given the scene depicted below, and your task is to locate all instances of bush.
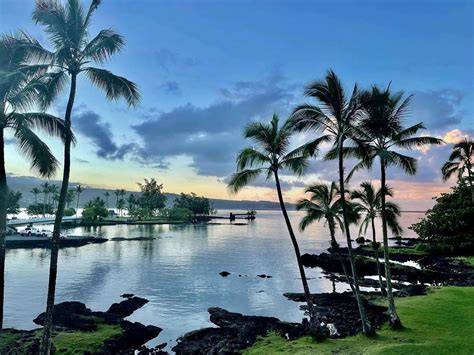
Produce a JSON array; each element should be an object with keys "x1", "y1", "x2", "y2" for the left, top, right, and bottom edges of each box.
[
  {"x1": 168, "y1": 207, "x2": 193, "y2": 222},
  {"x1": 63, "y1": 208, "x2": 76, "y2": 217},
  {"x1": 82, "y1": 198, "x2": 108, "y2": 224},
  {"x1": 411, "y1": 182, "x2": 474, "y2": 255}
]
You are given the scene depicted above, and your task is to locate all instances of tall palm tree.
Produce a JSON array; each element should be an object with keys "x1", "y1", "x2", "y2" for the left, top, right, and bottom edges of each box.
[
  {"x1": 228, "y1": 114, "x2": 329, "y2": 337},
  {"x1": 104, "y1": 191, "x2": 110, "y2": 207},
  {"x1": 353, "y1": 85, "x2": 443, "y2": 328},
  {"x1": 75, "y1": 184, "x2": 83, "y2": 212},
  {"x1": 0, "y1": 34, "x2": 65, "y2": 329},
  {"x1": 350, "y1": 182, "x2": 402, "y2": 295},
  {"x1": 296, "y1": 182, "x2": 356, "y2": 293},
  {"x1": 290, "y1": 70, "x2": 373, "y2": 335},
  {"x1": 31, "y1": 187, "x2": 41, "y2": 204},
  {"x1": 41, "y1": 182, "x2": 50, "y2": 216},
  {"x1": 441, "y1": 138, "x2": 473, "y2": 202},
  {"x1": 23, "y1": 1, "x2": 140, "y2": 352}
]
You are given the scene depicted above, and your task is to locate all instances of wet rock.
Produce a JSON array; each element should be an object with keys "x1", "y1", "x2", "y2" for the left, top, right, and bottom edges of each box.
[
  {"x1": 355, "y1": 237, "x2": 367, "y2": 244},
  {"x1": 172, "y1": 307, "x2": 306, "y2": 354},
  {"x1": 257, "y1": 274, "x2": 272, "y2": 278},
  {"x1": 104, "y1": 321, "x2": 162, "y2": 353},
  {"x1": 121, "y1": 293, "x2": 135, "y2": 298},
  {"x1": 283, "y1": 292, "x2": 388, "y2": 337},
  {"x1": 219, "y1": 271, "x2": 231, "y2": 277},
  {"x1": 33, "y1": 301, "x2": 98, "y2": 331},
  {"x1": 107, "y1": 296, "x2": 149, "y2": 318}
]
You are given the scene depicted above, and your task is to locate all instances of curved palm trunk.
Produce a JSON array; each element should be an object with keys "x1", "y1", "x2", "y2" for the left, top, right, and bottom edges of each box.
[
  {"x1": 40, "y1": 74, "x2": 77, "y2": 355},
  {"x1": 0, "y1": 129, "x2": 7, "y2": 328},
  {"x1": 337, "y1": 142, "x2": 373, "y2": 335},
  {"x1": 380, "y1": 159, "x2": 402, "y2": 329},
  {"x1": 274, "y1": 170, "x2": 322, "y2": 337},
  {"x1": 370, "y1": 217, "x2": 386, "y2": 296},
  {"x1": 328, "y1": 218, "x2": 355, "y2": 294}
]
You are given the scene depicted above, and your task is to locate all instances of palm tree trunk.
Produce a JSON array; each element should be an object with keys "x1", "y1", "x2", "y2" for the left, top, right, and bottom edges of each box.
[
  {"x1": 274, "y1": 170, "x2": 322, "y2": 337},
  {"x1": 370, "y1": 217, "x2": 386, "y2": 296},
  {"x1": 337, "y1": 141, "x2": 373, "y2": 335},
  {"x1": 380, "y1": 159, "x2": 402, "y2": 329},
  {"x1": 467, "y1": 164, "x2": 474, "y2": 204},
  {"x1": 328, "y1": 218, "x2": 355, "y2": 294},
  {"x1": 40, "y1": 73, "x2": 77, "y2": 355},
  {"x1": 0, "y1": 129, "x2": 8, "y2": 328}
]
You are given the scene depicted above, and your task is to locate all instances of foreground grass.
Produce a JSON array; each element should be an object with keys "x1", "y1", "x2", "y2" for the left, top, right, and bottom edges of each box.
[
  {"x1": 455, "y1": 256, "x2": 474, "y2": 266},
  {"x1": 53, "y1": 324, "x2": 122, "y2": 354},
  {"x1": 245, "y1": 287, "x2": 474, "y2": 354}
]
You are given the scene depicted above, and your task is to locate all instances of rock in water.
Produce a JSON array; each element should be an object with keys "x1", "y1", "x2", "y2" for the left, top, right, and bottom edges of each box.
[
  {"x1": 219, "y1": 271, "x2": 231, "y2": 277},
  {"x1": 107, "y1": 296, "x2": 149, "y2": 317}
]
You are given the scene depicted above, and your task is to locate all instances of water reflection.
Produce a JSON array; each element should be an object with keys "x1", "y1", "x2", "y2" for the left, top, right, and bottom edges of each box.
[{"x1": 4, "y1": 210, "x2": 423, "y2": 348}]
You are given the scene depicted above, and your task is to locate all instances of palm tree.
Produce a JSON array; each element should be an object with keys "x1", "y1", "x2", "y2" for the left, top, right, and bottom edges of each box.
[
  {"x1": 0, "y1": 34, "x2": 64, "y2": 329},
  {"x1": 228, "y1": 114, "x2": 329, "y2": 337},
  {"x1": 75, "y1": 184, "x2": 84, "y2": 212},
  {"x1": 441, "y1": 138, "x2": 473, "y2": 202},
  {"x1": 290, "y1": 70, "x2": 373, "y2": 335},
  {"x1": 41, "y1": 182, "x2": 50, "y2": 216},
  {"x1": 296, "y1": 182, "x2": 355, "y2": 293},
  {"x1": 24, "y1": 1, "x2": 140, "y2": 352},
  {"x1": 353, "y1": 85, "x2": 443, "y2": 328},
  {"x1": 350, "y1": 182, "x2": 402, "y2": 295},
  {"x1": 31, "y1": 187, "x2": 41, "y2": 204},
  {"x1": 104, "y1": 191, "x2": 110, "y2": 207},
  {"x1": 66, "y1": 188, "x2": 75, "y2": 208}
]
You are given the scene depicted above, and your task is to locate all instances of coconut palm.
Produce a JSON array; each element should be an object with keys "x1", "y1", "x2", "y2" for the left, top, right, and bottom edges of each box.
[
  {"x1": 228, "y1": 114, "x2": 329, "y2": 337},
  {"x1": 352, "y1": 85, "x2": 443, "y2": 328},
  {"x1": 350, "y1": 182, "x2": 402, "y2": 295},
  {"x1": 75, "y1": 184, "x2": 84, "y2": 212},
  {"x1": 296, "y1": 182, "x2": 356, "y2": 293},
  {"x1": 31, "y1": 187, "x2": 41, "y2": 204},
  {"x1": 441, "y1": 138, "x2": 473, "y2": 202},
  {"x1": 22, "y1": 1, "x2": 140, "y2": 352},
  {"x1": 290, "y1": 70, "x2": 373, "y2": 335},
  {"x1": 41, "y1": 182, "x2": 50, "y2": 216},
  {"x1": 0, "y1": 34, "x2": 65, "y2": 329},
  {"x1": 104, "y1": 191, "x2": 110, "y2": 207}
]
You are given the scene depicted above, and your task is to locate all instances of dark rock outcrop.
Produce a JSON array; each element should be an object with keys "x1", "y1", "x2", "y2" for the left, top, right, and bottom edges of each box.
[
  {"x1": 107, "y1": 296, "x2": 149, "y2": 317},
  {"x1": 219, "y1": 271, "x2": 231, "y2": 277},
  {"x1": 283, "y1": 292, "x2": 388, "y2": 337},
  {"x1": 172, "y1": 307, "x2": 306, "y2": 354}
]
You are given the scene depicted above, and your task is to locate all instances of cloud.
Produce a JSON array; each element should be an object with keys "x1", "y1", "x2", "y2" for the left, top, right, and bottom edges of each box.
[
  {"x1": 132, "y1": 72, "x2": 296, "y2": 177},
  {"x1": 154, "y1": 48, "x2": 197, "y2": 73},
  {"x1": 410, "y1": 90, "x2": 465, "y2": 130},
  {"x1": 442, "y1": 128, "x2": 471, "y2": 143},
  {"x1": 4, "y1": 138, "x2": 15, "y2": 145},
  {"x1": 75, "y1": 110, "x2": 136, "y2": 160},
  {"x1": 160, "y1": 81, "x2": 182, "y2": 96}
]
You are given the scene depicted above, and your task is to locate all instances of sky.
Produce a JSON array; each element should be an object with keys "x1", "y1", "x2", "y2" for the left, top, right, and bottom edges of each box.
[{"x1": 1, "y1": 0, "x2": 473, "y2": 210}]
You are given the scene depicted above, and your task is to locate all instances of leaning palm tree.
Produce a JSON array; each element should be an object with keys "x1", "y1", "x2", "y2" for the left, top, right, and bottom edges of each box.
[
  {"x1": 350, "y1": 182, "x2": 402, "y2": 295},
  {"x1": 296, "y1": 182, "x2": 356, "y2": 293},
  {"x1": 353, "y1": 85, "x2": 443, "y2": 328},
  {"x1": 441, "y1": 138, "x2": 473, "y2": 202},
  {"x1": 228, "y1": 114, "x2": 329, "y2": 337},
  {"x1": 0, "y1": 33, "x2": 65, "y2": 329},
  {"x1": 290, "y1": 70, "x2": 373, "y2": 335},
  {"x1": 22, "y1": 1, "x2": 140, "y2": 352}
]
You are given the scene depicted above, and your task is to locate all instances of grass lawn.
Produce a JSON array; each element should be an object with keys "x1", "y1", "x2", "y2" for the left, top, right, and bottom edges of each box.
[{"x1": 245, "y1": 287, "x2": 474, "y2": 354}]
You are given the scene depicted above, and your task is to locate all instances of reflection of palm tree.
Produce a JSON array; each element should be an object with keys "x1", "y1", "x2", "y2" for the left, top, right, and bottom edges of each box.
[
  {"x1": 290, "y1": 70, "x2": 373, "y2": 335},
  {"x1": 442, "y1": 138, "x2": 473, "y2": 202},
  {"x1": 24, "y1": 0, "x2": 140, "y2": 352},
  {"x1": 352, "y1": 85, "x2": 443, "y2": 328},
  {"x1": 351, "y1": 182, "x2": 402, "y2": 295},
  {"x1": 228, "y1": 114, "x2": 328, "y2": 337},
  {"x1": 0, "y1": 34, "x2": 64, "y2": 329}
]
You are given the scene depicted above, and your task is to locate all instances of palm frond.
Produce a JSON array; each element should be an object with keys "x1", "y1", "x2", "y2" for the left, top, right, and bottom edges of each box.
[
  {"x1": 236, "y1": 147, "x2": 270, "y2": 170},
  {"x1": 82, "y1": 29, "x2": 124, "y2": 64},
  {"x1": 85, "y1": 67, "x2": 140, "y2": 106},
  {"x1": 395, "y1": 136, "x2": 443, "y2": 149},
  {"x1": 387, "y1": 151, "x2": 417, "y2": 175},
  {"x1": 227, "y1": 168, "x2": 264, "y2": 194}
]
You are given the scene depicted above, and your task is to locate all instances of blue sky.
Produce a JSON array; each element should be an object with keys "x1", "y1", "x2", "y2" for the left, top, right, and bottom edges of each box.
[{"x1": 1, "y1": 0, "x2": 473, "y2": 208}]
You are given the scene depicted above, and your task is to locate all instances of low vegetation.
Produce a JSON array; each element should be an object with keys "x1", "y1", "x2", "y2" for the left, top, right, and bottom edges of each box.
[{"x1": 245, "y1": 287, "x2": 474, "y2": 354}]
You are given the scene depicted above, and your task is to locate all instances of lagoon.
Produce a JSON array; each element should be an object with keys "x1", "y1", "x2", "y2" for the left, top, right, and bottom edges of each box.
[{"x1": 4, "y1": 210, "x2": 423, "y2": 348}]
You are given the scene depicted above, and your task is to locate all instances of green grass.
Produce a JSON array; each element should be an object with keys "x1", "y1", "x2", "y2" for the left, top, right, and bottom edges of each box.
[
  {"x1": 455, "y1": 256, "x2": 474, "y2": 266},
  {"x1": 245, "y1": 287, "x2": 474, "y2": 355},
  {"x1": 52, "y1": 324, "x2": 122, "y2": 354}
]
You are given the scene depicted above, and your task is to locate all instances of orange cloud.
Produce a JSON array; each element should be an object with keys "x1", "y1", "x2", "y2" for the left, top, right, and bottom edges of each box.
[{"x1": 443, "y1": 129, "x2": 470, "y2": 144}]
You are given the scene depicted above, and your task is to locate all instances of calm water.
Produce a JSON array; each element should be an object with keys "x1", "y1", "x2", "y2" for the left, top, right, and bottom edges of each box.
[{"x1": 5, "y1": 210, "x2": 423, "y2": 348}]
